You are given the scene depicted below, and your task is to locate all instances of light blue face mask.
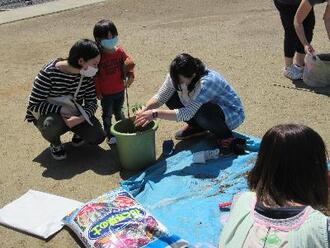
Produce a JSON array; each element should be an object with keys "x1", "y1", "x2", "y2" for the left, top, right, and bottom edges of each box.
[{"x1": 100, "y1": 37, "x2": 118, "y2": 49}]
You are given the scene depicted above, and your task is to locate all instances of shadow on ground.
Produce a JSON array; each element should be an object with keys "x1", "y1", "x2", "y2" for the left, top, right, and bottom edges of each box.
[
  {"x1": 292, "y1": 80, "x2": 330, "y2": 96},
  {"x1": 33, "y1": 143, "x2": 121, "y2": 180},
  {"x1": 273, "y1": 80, "x2": 330, "y2": 96}
]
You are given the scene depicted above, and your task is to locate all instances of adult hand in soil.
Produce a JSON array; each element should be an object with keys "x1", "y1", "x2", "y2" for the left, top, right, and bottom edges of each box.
[
  {"x1": 134, "y1": 107, "x2": 146, "y2": 116},
  {"x1": 63, "y1": 115, "x2": 84, "y2": 128},
  {"x1": 134, "y1": 110, "x2": 153, "y2": 127}
]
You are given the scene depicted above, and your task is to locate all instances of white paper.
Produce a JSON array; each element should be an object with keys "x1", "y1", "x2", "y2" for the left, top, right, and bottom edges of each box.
[{"x1": 0, "y1": 189, "x2": 83, "y2": 239}]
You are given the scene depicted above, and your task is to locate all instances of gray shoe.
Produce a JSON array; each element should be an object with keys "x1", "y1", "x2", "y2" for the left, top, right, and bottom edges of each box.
[{"x1": 283, "y1": 64, "x2": 303, "y2": 80}]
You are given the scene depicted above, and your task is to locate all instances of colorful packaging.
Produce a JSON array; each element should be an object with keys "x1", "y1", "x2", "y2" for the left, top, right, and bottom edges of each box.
[{"x1": 63, "y1": 188, "x2": 188, "y2": 248}]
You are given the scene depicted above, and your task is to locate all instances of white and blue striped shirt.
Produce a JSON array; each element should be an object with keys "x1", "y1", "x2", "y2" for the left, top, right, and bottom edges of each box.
[{"x1": 153, "y1": 70, "x2": 244, "y2": 130}]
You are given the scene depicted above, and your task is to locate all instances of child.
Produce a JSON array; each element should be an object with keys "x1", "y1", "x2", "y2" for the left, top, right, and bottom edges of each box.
[
  {"x1": 93, "y1": 19, "x2": 135, "y2": 145},
  {"x1": 219, "y1": 124, "x2": 329, "y2": 248}
]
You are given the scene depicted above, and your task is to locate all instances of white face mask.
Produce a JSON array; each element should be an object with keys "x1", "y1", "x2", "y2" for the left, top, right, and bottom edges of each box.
[{"x1": 80, "y1": 66, "x2": 98, "y2": 77}]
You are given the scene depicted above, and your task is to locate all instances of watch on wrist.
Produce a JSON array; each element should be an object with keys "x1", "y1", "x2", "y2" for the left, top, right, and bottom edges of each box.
[{"x1": 152, "y1": 109, "x2": 158, "y2": 119}]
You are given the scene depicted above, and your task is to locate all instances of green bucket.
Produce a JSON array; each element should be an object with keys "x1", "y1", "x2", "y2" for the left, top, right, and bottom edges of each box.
[{"x1": 111, "y1": 118, "x2": 158, "y2": 170}]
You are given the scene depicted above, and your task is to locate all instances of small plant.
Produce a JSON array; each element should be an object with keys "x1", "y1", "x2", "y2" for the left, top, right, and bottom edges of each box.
[
  {"x1": 121, "y1": 103, "x2": 146, "y2": 133},
  {"x1": 131, "y1": 103, "x2": 144, "y2": 114}
]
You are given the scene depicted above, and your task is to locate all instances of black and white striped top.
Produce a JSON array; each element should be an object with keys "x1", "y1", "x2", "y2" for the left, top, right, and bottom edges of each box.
[{"x1": 25, "y1": 59, "x2": 97, "y2": 122}]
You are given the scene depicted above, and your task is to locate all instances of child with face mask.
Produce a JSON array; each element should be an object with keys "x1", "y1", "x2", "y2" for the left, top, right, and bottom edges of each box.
[{"x1": 93, "y1": 19, "x2": 135, "y2": 145}]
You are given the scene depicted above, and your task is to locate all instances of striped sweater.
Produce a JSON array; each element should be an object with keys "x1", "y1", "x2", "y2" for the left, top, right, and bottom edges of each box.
[{"x1": 25, "y1": 59, "x2": 97, "y2": 122}]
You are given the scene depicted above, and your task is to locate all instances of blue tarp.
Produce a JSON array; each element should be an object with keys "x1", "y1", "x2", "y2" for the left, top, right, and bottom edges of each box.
[{"x1": 121, "y1": 133, "x2": 260, "y2": 248}]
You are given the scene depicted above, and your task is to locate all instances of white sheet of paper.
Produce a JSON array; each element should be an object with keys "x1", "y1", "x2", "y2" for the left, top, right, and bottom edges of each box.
[{"x1": 0, "y1": 189, "x2": 83, "y2": 239}]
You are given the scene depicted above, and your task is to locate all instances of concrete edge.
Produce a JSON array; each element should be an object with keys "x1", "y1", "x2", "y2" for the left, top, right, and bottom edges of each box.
[{"x1": 0, "y1": 0, "x2": 106, "y2": 25}]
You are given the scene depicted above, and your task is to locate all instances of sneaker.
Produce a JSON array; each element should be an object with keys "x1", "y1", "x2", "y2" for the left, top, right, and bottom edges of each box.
[
  {"x1": 50, "y1": 144, "x2": 67, "y2": 160},
  {"x1": 283, "y1": 64, "x2": 303, "y2": 80},
  {"x1": 175, "y1": 125, "x2": 208, "y2": 140},
  {"x1": 217, "y1": 137, "x2": 246, "y2": 156},
  {"x1": 107, "y1": 136, "x2": 117, "y2": 145},
  {"x1": 71, "y1": 134, "x2": 85, "y2": 147}
]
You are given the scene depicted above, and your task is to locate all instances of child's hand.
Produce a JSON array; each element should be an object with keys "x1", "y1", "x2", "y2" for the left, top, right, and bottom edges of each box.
[{"x1": 126, "y1": 76, "x2": 134, "y2": 87}]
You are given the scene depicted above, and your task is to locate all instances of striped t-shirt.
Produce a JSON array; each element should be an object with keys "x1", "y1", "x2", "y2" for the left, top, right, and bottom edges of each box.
[{"x1": 25, "y1": 59, "x2": 97, "y2": 122}]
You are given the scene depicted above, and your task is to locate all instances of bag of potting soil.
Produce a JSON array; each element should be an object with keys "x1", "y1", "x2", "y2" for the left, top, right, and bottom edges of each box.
[
  {"x1": 303, "y1": 53, "x2": 330, "y2": 87},
  {"x1": 63, "y1": 188, "x2": 188, "y2": 248}
]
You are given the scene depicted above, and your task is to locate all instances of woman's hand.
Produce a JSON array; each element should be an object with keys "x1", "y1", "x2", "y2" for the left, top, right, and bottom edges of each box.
[
  {"x1": 304, "y1": 44, "x2": 315, "y2": 55},
  {"x1": 60, "y1": 106, "x2": 72, "y2": 117},
  {"x1": 63, "y1": 115, "x2": 85, "y2": 128},
  {"x1": 134, "y1": 110, "x2": 154, "y2": 127}
]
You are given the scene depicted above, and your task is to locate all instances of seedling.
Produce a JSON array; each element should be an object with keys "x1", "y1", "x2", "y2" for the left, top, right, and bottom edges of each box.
[{"x1": 131, "y1": 103, "x2": 144, "y2": 114}]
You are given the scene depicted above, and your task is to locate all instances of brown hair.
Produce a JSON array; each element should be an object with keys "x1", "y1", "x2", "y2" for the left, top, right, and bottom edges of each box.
[{"x1": 248, "y1": 124, "x2": 328, "y2": 207}]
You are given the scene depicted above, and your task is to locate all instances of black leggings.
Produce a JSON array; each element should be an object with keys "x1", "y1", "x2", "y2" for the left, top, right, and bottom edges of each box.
[
  {"x1": 274, "y1": 0, "x2": 315, "y2": 58},
  {"x1": 165, "y1": 92, "x2": 233, "y2": 139},
  {"x1": 34, "y1": 113, "x2": 105, "y2": 146}
]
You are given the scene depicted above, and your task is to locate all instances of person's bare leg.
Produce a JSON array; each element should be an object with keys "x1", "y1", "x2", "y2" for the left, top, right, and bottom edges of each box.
[
  {"x1": 294, "y1": 52, "x2": 305, "y2": 67},
  {"x1": 284, "y1": 57, "x2": 293, "y2": 67}
]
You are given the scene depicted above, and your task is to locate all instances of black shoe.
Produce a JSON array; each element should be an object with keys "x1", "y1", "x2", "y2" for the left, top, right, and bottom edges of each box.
[
  {"x1": 217, "y1": 137, "x2": 246, "y2": 156},
  {"x1": 50, "y1": 144, "x2": 67, "y2": 160},
  {"x1": 72, "y1": 134, "x2": 85, "y2": 147},
  {"x1": 175, "y1": 125, "x2": 208, "y2": 140},
  {"x1": 231, "y1": 138, "x2": 246, "y2": 155}
]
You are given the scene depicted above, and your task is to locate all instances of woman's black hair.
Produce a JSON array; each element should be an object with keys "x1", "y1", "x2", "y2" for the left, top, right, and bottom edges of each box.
[
  {"x1": 67, "y1": 39, "x2": 100, "y2": 69},
  {"x1": 248, "y1": 124, "x2": 328, "y2": 208},
  {"x1": 169, "y1": 53, "x2": 206, "y2": 91},
  {"x1": 93, "y1": 19, "x2": 118, "y2": 42}
]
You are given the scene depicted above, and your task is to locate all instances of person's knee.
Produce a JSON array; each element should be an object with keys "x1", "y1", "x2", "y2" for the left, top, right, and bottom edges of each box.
[
  {"x1": 194, "y1": 102, "x2": 215, "y2": 119},
  {"x1": 193, "y1": 104, "x2": 213, "y2": 127},
  {"x1": 39, "y1": 114, "x2": 64, "y2": 137},
  {"x1": 194, "y1": 102, "x2": 225, "y2": 128}
]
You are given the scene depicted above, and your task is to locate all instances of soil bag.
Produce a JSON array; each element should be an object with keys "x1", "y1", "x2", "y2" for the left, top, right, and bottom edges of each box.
[
  {"x1": 63, "y1": 188, "x2": 188, "y2": 248},
  {"x1": 303, "y1": 53, "x2": 330, "y2": 87}
]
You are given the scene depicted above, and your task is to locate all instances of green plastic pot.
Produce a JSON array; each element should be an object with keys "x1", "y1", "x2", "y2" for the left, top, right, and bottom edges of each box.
[{"x1": 111, "y1": 118, "x2": 158, "y2": 170}]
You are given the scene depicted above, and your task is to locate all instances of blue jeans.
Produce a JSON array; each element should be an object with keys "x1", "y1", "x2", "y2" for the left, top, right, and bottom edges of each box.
[
  {"x1": 165, "y1": 92, "x2": 233, "y2": 139},
  {"x1": 101, "y1": 91, "x2": 125, "y2": 139}
]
